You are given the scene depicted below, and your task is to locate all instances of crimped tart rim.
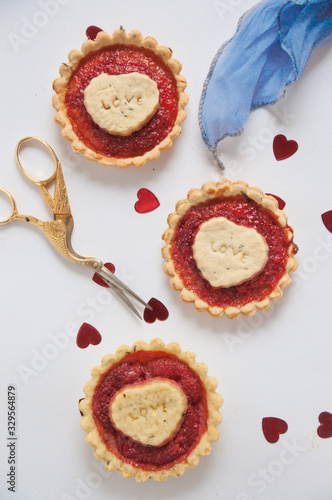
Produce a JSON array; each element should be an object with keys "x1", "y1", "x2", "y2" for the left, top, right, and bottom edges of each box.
[
  {"x1": 162, "y1": 179, "x2": 298, "y2": 319},
  {"x1": 52, "y1": 27, "x2": 188, "y2": 168},
  {"x1": 80, "y1": 338, "x2": 223, "y2": 482}
]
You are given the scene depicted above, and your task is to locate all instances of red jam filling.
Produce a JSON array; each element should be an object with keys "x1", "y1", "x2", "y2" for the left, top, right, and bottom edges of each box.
[
  {"x1": 64, "y1": 45, "x2": 179, "y2": 159},
  {"x1": 171, "y1": 194, "x2": 296, "y2": 308},
  {"x1": 92, "y1": 350, "x2": 207, "y2": 470}
]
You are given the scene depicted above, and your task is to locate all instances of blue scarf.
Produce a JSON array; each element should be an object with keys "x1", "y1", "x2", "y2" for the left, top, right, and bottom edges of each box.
[{"x1": 199, "y1": 0, "x2": 332, "y2": 168}]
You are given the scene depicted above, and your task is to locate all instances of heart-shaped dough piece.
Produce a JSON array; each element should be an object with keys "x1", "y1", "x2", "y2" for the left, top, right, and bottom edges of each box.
[
  {"x1": 84, "y1": 72, "x2": 159, "y2": 136},
  {"x1": 193, "y1": 217, "x2": 269, "y2": 288},
  {"x1": 109, "y1": 379, "x2": 187, "y2": 446}
]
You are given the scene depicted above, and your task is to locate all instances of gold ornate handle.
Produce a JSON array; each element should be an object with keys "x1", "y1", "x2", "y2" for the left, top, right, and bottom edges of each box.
[
  {"x1": 1, "y1": 137, "x2": 102, "y2": 273},
  {"x1": 0, "y1": 187, "x2": 19, "y2": 226},
  {"x1": 15, "y1": 136, "x2": 58, "y2": 186}
]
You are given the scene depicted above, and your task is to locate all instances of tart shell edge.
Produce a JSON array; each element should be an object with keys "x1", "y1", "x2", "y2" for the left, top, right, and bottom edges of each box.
[
  {"x1": 79, "y1": 338, "x2": 223, "y2": 482},
  {"x1": 52, "y1": 28, "x2": 188, "y2": 168},
  {"x1": 162, "y1": 179, "x2": 298, "y2": 319}
]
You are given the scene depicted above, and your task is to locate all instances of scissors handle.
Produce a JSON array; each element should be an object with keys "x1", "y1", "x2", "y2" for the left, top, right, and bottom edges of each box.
[
  {"x1": 15, "y1": 136, "x2": 72, "y2": 219},
  {"x1": 15, "y1": 136, "x2": 58, "y2": 186},
  {"x1": 0, "y1": 187, "x2": 19, "y2": 225}
]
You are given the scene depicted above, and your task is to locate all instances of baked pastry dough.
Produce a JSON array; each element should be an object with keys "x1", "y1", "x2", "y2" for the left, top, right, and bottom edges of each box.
[
  {"x1": 109, "y1": 379, "x2": 187, "y2": 447},
  {"x1": 162, "y1": 179, "x2": 298, "y2": 318},
  {"x1": 193, "y1": 216, "x2": 269, "y2": 287},
  {"x1": 80, "y1": 338, "x2": 222, "y2": 482},
  {"x1": 53, "y1": 27, "x2": 188, "y2": 168},
  {"x1": 83, "y1": 73, "x2": 159, "y2": 136}
]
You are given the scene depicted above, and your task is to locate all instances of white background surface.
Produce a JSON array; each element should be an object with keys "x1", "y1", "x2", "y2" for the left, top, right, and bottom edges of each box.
[{"x1": 1, "y1": 1, "x2": 332, "y2": 499}]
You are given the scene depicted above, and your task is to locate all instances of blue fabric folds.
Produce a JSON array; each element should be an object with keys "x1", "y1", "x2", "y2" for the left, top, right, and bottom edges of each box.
[{"x1": 199, "y1": 0, "x2": 332, "y2": 168}]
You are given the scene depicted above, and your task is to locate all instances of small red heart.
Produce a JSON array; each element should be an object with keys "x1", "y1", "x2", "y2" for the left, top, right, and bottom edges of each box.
[
  {"x1": 321, "y1": 211, "x2": 332, "y2": 233},
  {"x1": 262, "y1": 417, "x2": 288, "y2": 443},
  {"x1": 317, "y1": 411, "x2": 332, "y2": 439},
  {"x1": 92, "y1": 262, "x2": 115, "y2": 287},
  {"x1": 265, "y1": 193, "x2": 286, "y2": 210},
  {"x1": 273, "y1": 134, "x2": 298, "y2": 161},
  {"x1": 135, "y1": 188, "x2": 160, "y2": 214},
  {"x1": 76, "y1": 323, "x2": 102, "y2": 349},
  {"x1": 144, "y1": 298, "x2": 169, "y2": 323},
  {"x1": 86, "y1": 25, "x2": 103, "y2": 40}
]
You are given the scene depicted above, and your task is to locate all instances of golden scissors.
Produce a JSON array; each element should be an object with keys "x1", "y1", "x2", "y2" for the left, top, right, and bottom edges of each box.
[{"x1": 0, "y1": 136, "x2": 151, "y2": 319}]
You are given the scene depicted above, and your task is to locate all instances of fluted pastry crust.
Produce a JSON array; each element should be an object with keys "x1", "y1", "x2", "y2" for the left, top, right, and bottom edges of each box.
[
  {"x1": 53, "y1": 27, "x2": 188, "y2": 168},
  {"x1": 80, "y1": 338, "x2": 222, "y2": 482},
  {"x1": 162, "y1": 179, "x2": 298, "y2": 319}
]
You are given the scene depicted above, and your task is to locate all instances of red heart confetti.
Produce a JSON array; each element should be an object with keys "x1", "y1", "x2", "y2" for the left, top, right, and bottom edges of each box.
[
  {"x1": 262, "y1": 417, "x2": 288, "y2": 443},
  {"x1": 265, "y1": 193, "x2": 286, "y2": 210},
  {"x1": 317, "y1": 411, "x2": 332, "y2": 439},
  {"x1": 86, "y1": 25, "x2": 103, "y2": 40},
  {"x1": 76, "y1": 323, "x2": 102, "y2": 349},
  {"x1": 321, "y1": 211, "x2": 332, "y2": 233},
  {"x1": 135, "y1": 188, "x2": 160, "y2": 214},
  {"x1": 92, "y1": 262, "x2": 115, "y2": 287},
  {"x1": 144, "y1": 298, "x2": 169, "y2": 323},
  {"x1": 273, "y1": 134, "x2": 298, "y2": 161}
]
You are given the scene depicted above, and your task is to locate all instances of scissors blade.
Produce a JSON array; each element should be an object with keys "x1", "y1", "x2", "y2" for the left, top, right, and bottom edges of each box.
[
  {"x1": 106, "y1": 280, "x2": 142, "y2": 320},
  {"x1": 97, "y1": 265, "x2": 152, "y2": 310}
]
